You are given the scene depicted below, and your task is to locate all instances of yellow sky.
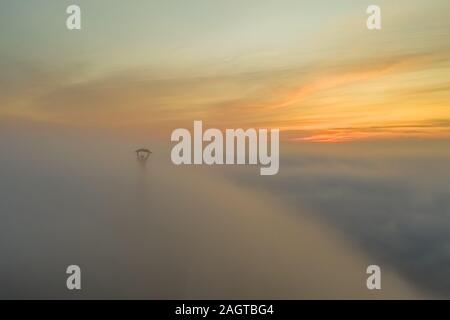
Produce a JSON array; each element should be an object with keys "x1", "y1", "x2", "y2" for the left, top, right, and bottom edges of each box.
[{"x1": 1, "y1": 0, "x2": 449, "y2": 142}]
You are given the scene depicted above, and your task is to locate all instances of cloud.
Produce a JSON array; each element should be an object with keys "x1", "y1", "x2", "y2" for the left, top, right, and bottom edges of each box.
[
  {"x1": 288, "y1": 119, "x2": 450, "y2": 142},
  {"x1": 0, "y1": 124, "x2": 425, "y2": 298},
  {"x1": 224, "y1": 140, "x2": 450, "y2": 297},
  {"x1": 1, "y1": 50, "x2": 449, "y2": 142}
]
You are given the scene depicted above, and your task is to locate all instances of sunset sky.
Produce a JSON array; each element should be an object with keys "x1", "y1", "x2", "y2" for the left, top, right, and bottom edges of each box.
[
  {"x1": 2, "y1": 1, "x2": 450, "y2": 299},
  {"x1": 1, "y1": 0, "x2": 449, "y2": 142}
]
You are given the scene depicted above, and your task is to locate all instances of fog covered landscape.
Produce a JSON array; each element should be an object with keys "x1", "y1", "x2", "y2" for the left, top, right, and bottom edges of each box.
[
  {"x1": 1, "y1": 0, "x2": 450, "y2": 299},
  {"x1": 1, "y1": 121, "x2": 448, "y2": 299}
]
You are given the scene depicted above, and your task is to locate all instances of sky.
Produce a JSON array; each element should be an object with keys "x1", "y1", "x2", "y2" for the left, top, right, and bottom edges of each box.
[
  {"x1": 1, "y1": 0, "x2": 449, "y2": 141},
  {"x1": 1, "y1": 0, "x2": 450, "y2": 299}
]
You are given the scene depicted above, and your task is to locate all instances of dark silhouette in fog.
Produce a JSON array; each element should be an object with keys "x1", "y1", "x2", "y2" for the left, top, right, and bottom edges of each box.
[{"x1": 136, "y1": 148, "x2": 152, "y2": 167}]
